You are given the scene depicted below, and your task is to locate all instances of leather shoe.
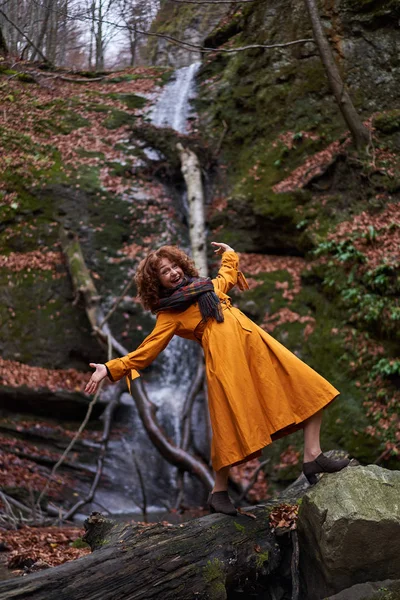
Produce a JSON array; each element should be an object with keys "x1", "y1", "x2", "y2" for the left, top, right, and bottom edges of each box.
[
  {"x1": 208, "y1": 491, "x2": 237, "y2": 516},
  {"x1": 303, "y1": 452, "x2": 350, "y2": 485}
]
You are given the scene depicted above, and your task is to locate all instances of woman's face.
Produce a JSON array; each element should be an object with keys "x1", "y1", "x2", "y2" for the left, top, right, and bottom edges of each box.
[{"x1": 158, "y1": 257, "x2": 184, "y2": 289}]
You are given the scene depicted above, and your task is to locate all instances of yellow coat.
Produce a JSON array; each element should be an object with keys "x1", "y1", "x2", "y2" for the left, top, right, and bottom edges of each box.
[{"x1": 105, "y1": 251, "x2": 339, "y2": 471}]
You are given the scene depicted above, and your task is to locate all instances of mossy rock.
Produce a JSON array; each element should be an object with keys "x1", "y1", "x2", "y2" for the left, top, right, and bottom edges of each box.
[
  {"x1": 33, "y1": 110, "x2": 90, "y2": 135},
  {"x1": 106, "y1": 92, "x2": 148, "y2": 110},
  {"x1": 16, "y1": 72, "x2": 36, "y2": 83},
  {"x1": 103, "y1": 108, "x2": 136, "y2": 129},
  {"x1": 374, "y1": 110, "x2": 400, "y2": 134}
]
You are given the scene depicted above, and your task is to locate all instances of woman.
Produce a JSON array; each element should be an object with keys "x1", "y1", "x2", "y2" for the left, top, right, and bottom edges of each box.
[{"x1": 85, "y1": 241, "x2": 349, "y2": 516}]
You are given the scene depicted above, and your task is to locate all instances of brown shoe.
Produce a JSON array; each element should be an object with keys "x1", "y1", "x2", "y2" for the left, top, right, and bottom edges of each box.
[
  {"x1": 303, "y1": 452, "x2": 350, "y2": 485},
  {"x1": 208, "y1": 491, "x2": 237, "y2": 516}
]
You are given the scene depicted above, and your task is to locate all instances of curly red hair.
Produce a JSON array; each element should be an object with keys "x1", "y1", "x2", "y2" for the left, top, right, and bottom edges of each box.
[{"x1": 135, "y1": 246, "x2": 199, "y2": 312}]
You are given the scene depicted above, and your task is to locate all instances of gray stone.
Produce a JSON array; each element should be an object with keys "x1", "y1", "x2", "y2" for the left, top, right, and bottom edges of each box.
[
  {"x1": 298, "y1": 465, "x2": 400, "y2": 600},
  {"x1": 325, "y1": 579, "x2": 400, "y2": 600}
]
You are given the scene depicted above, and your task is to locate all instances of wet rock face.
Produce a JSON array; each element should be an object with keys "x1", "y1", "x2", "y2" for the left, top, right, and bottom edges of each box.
[
  {"x1": 190, "y1": 0, "x2": 400, "y2": 254},
  {"x1": 297, "y1": 465, "x2": 400, "y2": 600},
  {"x1": 147, "y1": 1, "x2": 230, "y2": 67}
]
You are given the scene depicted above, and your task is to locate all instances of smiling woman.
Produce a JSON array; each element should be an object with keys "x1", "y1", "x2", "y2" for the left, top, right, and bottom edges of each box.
[
  {"x1": 158, "y1": 258, "x2": 184, "y2": 288},
  {"x1": 85, "y1": 241, "x2": 350, "y2": 516}
]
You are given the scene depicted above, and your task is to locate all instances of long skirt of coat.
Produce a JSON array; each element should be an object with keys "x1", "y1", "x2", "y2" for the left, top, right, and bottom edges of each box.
[{"x1": 202, "y1": 305, "x2": 339, "y2": 471}]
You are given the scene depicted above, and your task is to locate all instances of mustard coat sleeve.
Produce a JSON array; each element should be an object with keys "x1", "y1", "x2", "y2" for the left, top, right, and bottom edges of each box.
[
  {"x1": 212, "y1": 251, "x2": 240, "y2": 294},
  {"x1": 105, "y1": 312, "x2": 177, "y2": 383}
]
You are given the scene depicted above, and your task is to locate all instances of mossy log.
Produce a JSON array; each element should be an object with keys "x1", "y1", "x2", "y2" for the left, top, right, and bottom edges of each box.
[
  {"x1": 0, "y1": 509, "x2": 282, "y2": 600},
  {"x1": 59, "y1": 228, "x2": 101, "y2": 332}
]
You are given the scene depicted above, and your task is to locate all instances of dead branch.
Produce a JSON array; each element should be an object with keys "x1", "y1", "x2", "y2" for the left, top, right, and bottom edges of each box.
[
  {"x1": 175, "y1": 356, "x2": 205, "y2": 508},
  {"x1": 99, "y1": 274, "x2": 136, "y2": 329},
  {"x1": 35, "y1": 378, "x2": 104, "y2": 509},
  {"x1": 291, "y1": 530, "x2": 300, "y2": 600},
  {"x1": 215, "y1": 119, "x2": 229, "y2": 156},
  {"x1": 237, "y1": 458, "x2": 270, "y2": 503},
  {"x1": 61, "y1": 338, "x2": 117, "y2": 521}
]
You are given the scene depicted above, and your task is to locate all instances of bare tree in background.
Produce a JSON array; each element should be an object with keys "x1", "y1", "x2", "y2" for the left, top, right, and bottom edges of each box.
[
  {"x1": 0, "y1": 22, "x2": 8, "y2": 56},
  {"x1": 0, "y1": 0, "x2": 87, "y2": 67},
  {"x1": 304, "y1": 0, "x2": 370, "y2": 150},
  {"x1": 82, "y1": 0, "x2": 122, "y2": 70},
  {"x1": 115, "y1": 0, "x2": 158, "y2": 67}
]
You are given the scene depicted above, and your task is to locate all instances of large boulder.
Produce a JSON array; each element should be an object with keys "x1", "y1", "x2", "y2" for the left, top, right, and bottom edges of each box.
[{"x1": 297, "y1": 465, "x2": 400, "y2": 600}]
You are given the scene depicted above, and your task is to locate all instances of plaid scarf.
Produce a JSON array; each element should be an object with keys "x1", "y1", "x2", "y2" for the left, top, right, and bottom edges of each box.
[{"x1": 156, "y1": 277, "x2": 224, "y2": 323}]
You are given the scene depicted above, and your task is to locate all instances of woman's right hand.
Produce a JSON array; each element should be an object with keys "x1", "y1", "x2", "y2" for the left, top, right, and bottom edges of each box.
[
  {"x1": 85, "y1": 363, "x2": 108, "y2": 395},
  {"x1": 211, "y1": 242, "x2": 235, "y2": 255}
]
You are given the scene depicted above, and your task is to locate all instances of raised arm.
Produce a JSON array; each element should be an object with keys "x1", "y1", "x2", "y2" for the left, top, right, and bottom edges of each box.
[
  {"x1": 210, "y1": 242, "x2": 239, "y2": 295},
  {"x1": 85, "y1": 312, "x2": 177, "y2": 394},
  {"x1": 212, "y1": 251, "x2": 240, "y2": 295}
]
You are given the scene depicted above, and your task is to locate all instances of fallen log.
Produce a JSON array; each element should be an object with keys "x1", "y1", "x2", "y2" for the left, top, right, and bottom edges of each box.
[{"x1": 0, "y1": 508, "x2": 283, "y2": 600}]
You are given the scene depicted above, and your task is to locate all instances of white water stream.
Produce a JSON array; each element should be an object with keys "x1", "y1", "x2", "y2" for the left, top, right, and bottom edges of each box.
[{"x1": 149, "y1": 62, "x2": 201, "y2": 133}]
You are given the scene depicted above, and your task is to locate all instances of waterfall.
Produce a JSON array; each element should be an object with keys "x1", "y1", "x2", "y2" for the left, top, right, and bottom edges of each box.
[{"x1": 150, "y1": 62, "x2": 201, "y2": 133}]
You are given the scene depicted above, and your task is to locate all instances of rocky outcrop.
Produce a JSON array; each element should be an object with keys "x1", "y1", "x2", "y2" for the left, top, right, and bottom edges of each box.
[
  {"x1": 297, "y1": 465, "x2": 400, "y2": 600},
  {"x1": 146, "y1": 1, "x2": 230, "y2": 67},
  {"x1": 325, "y1": 579, "x2": 400, "y2": 600}
]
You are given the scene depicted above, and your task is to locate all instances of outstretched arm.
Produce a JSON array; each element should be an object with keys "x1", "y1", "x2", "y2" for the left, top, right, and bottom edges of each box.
[{"x1": 85, "y1": 312, "x2": 177, "y2": 394}]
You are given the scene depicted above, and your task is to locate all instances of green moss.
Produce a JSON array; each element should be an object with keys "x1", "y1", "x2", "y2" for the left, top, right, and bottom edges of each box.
[
  {"x1": 203, "y1": 558, "x2": 225, "y2": 583},
  {"x1": 233, "y1": 521, "x2": 246, "y2": 533},
  {"x1": 374, "y1": 110, "x2": 400, "y2": 134},
  {"x1": 255, "y1": 550, "x2": 269, "y2": 569},
  {"x1": 202, "y1": 558, "x2": 227, "y2": 600},
  {"x1": 85, "y1": 103, "x2": 114, "y2": 113},
  {"x1": 33, "y1": 110, "x2": 90, "y2": 135},
  {"x1": 106, "y1": 74, "x2": 150, "y2": 83},
  {"x1": 71, "y1": 538, "x2": 90, "y2": 549},
  {"x1": 16, "y1": 72, "x2": 36, "y2": 83},
  {"x1": 106, "y1": 92, "x2": 147, "y2": 110},
  {"x1": 103, "y1": 108, "x2": 136, "y2": 129}
]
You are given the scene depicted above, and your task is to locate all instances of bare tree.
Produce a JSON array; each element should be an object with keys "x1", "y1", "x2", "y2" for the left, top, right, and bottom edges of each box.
[
  {"x1": 303, "y1": 0, "x2": 370, "y2": 150},
  {"x1": 115, "y1": 0, "x2": 158, "y2": 67},
  {"x1": 0, "y1": 23, "x2": 8, "y2": 56},
  {"x1": 30, "y1": 0, "x2": 53, "y2": 60}
]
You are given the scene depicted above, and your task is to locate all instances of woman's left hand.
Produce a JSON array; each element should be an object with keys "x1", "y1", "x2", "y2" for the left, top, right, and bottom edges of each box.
[{"x1": 211, "y1": 242, "x2": 235, "y2": 255}]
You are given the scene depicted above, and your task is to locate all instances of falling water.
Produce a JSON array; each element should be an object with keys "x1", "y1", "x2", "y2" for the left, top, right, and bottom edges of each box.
[{"x1": 150, "y1": 62, "x2": 201, "y2": 133}]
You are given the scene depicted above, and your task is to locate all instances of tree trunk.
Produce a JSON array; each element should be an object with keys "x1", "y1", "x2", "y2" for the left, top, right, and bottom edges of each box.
[
  {"x1": 0, "y1": 24, "x2": 8, "y2": 56},
  {"x1": 177, "y1": 143, "x2": 208, "y2": 277},
  {"x1": 304, "y1": 0, "x2": 370, "y2": 150},
  {"x1": 0, "y1": 9, "x2": 49, "y2": 64},
  {"x1": 0, "y1": 508, "x2": 282, "y2": 600},
  {"x1": 31, "y1": 0, "x2": 52, "y2": 61},
  {"x1": 95, "y1": 1, "x2": 104, "y2": 71},
  {"x1": 130, "y1": 33, "x2": 137, "y2": 67}
]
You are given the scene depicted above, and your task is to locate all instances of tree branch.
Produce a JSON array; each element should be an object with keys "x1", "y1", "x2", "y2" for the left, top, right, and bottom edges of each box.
[
  {"x1": 28, "y1": 0, "x2": 314, "y2": 56},
  {"x1": 0, "y1": 9, "x2": 49, "y2": 63}
]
